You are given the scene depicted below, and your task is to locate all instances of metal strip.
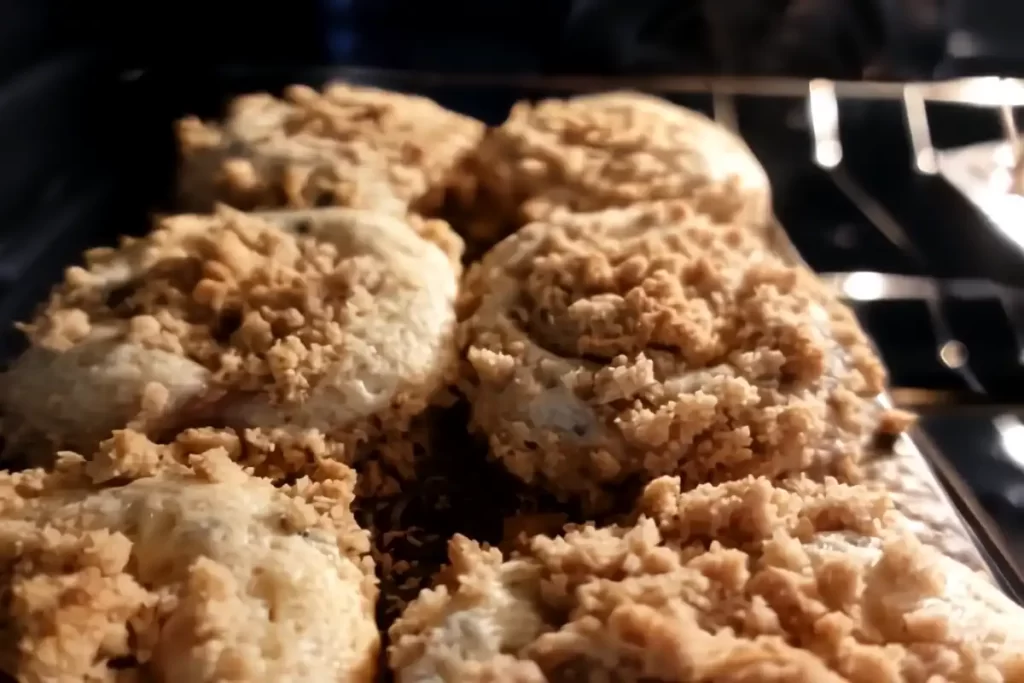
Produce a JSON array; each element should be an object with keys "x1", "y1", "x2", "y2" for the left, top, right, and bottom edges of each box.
[
  {"x1": 904, "y1": 85, "x2": 938, "y2": 175},
  {"x1": 204, "y1": 66, "x2": 1024, "y2": 106}
]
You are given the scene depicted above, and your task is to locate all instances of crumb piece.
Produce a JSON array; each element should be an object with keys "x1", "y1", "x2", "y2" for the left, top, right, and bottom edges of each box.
[
  {"x1": 4, "y1": 207, "x2": 460, "y2": 474},
  {"x1": 389, "y1": 476, "x2": 1024, "y2": 683},
  {"x1": 464, "y1": 91, "x2": 772, "y2": 248},
  {"x1": 0, "y1": 429, "x2": 377, "y2": 683},
  {"x1": 458, "y1": 202, "x2": 891, "y2": 510},
  {"x1": 875, "y1": 408, "x2": 916, "y2": 438}
]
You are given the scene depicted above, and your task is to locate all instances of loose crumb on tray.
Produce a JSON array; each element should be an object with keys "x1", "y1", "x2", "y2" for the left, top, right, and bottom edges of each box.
[
  {"x1": 3, "y1": 207, "x2": 461, "y2": 473},
  {"x1": 389, "y1": 475, "x2": 1024, "y2": 683},
  {"x1": 0, "y1": 429, "x2": 378, "y2": 683},
  {"x1": 457, "y1": 201, "x2": 900, "y2": 510}
]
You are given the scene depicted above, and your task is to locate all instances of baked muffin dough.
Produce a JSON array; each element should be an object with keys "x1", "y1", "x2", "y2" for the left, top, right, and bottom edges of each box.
[
  {"x1": 389, "y1": 476, "x2": 1024, "y2": 683},
  {"x1": 1, "y1": 207, "x2": 461, "y2": 478},
  {"x1": 177, "y1": 121, "x2": 408, "y2": 215},
  {"x1": 0, "y1": 429, "x2": 377, "y2": 683},
  {"x1": 457, "y1": 201, "x2": 895, "y2": 509},
  {"x1": 467, "y1": 91, "x2": 772, "y2": 246},
  {"x1": 178, "y1": 83, "x2": 484, "y2": 215}
]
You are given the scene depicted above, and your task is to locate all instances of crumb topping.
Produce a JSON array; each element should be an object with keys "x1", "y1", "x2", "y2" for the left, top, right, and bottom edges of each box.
[
  {"x1": 0, "y1": 430, "x2": 378, "y2": 683},
  {"x1": 458, "y1": 202, "x2": 892, "y2": 509},
  {"x1": 10, "y1": 207, "x2": 460, "y2": 463},
  {"x1": 177, "y1": 118, "x2": 409, "y2": 215},
  {"x1": 389, "y1": 476, "x2": 1024, "y2": 683},
  {"x1": 468, "y1": 91, "x2": 771, "y2": 238},
  {"x1": 179, "y1": 84, "x2": 484, "y2": 216}
]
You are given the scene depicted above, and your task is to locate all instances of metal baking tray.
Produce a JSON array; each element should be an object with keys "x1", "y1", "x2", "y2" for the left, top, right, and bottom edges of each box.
[{"x1": 2, "y1": 69, "x2": 1023, "y2": 604}]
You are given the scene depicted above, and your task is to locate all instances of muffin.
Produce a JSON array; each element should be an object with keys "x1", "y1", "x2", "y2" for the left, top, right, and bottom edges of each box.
[
  {"x1": 1, "y1": 207, "x2": 462, "y2": 483},
  {"x1": 0, "y1": 429, "x2": 377, "y2": 683},
  {"x1": 457, "y1": 201, "x2": 897, "y2": 510},
  {"x1": 389, "y1": 476, "x2": 1024, "y2": 683},
  {"x1": 465, "y1": 91, "x2": 772, "y2": 248}
]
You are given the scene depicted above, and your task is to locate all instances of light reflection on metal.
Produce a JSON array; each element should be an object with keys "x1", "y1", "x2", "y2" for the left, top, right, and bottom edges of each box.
[
  {"x1": 840, "y1": 271, "x2": 887, "y2": 301},
  {"x1": 939, "y1": 340, "x2": 969, "y2": 370},
  {"x1": 903, "y1": 85, "x2": 938, "y2": 175},
  {"x1": 938, "y1": 141, "x2": 1024, "y2": 254},
  {"x1": 1000, "y1": 105, "x2": 1019, "y2": 148},
  {"x1": 711, "y1": 89, "x2": 739, "y2": 133},
  {"x1": 995, "y1": 415, "x2": 1024, "y2": 472},
  {"x1": 808, "y1": 80, "x2": 841, "y2": 169}
]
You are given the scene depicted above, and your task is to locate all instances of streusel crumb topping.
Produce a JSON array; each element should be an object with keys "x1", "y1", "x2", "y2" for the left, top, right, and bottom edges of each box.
[{"x1": 458, "y1": 201, "x2": 896, "y2": 509}]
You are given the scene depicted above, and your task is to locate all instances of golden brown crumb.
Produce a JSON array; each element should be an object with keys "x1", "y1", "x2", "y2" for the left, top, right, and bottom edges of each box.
[
  {"x1": 457, "y1": 202, "x2": 890, "y2": 510},
  {"x1": 389, "y1": 476, "x2": 1024, "y2": 683},
  {"x1": 177, "y1": 83, "x2": 484, "y2": 217},
  {"x1": 463, "y1": 91, "x2": 772, "y2": 248},
  {"x1": 2, "y1": 207, "x2": 461, "y2": 476},
  {"x1": 0, "y1": 429, "x2": 378, "y2": 683}
]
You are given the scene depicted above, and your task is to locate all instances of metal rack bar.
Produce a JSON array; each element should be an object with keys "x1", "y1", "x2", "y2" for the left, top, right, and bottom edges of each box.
[{"x1": 207, "y1": 67, "x2": 1024, "y2": 106}]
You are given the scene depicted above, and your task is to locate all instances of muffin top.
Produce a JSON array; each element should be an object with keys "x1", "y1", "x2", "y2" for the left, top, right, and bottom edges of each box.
[
  {"x1": 390, "y1": 476, "x2": 1024, "y2": 683},
  {"x1": 0, "y1": 429, "x2": 377, "y2": 683},
  {"x1": 4, "y1": 207, "x2": 461, "y2": 465},
  {"x1": 457, "y1": 201, "x2": 891, "y2": 508},
  {"x1": 471, "y1": 91, "x2": 771, "y2": 231}
]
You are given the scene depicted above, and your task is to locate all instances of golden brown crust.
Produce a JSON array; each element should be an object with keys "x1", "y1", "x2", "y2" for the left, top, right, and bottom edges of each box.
[
  {"x1": 2, "y1": 207, "x2": 461, "y2": 473},
  {"x1": 177, "y1": 83, "x2": 485, "y2": 217},
  {"x1": 457, "y1": 201, "x2": 891, "y2": 510},
  {"x1": 464, "y1": 91, "x2": 772, "y2": 247},
  {"x1": 389, "y1": 476, "x2": 1024, "y2": 683},
  {"x1": 0, "y1": 429, "x2": 378, "y2": 683}
]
